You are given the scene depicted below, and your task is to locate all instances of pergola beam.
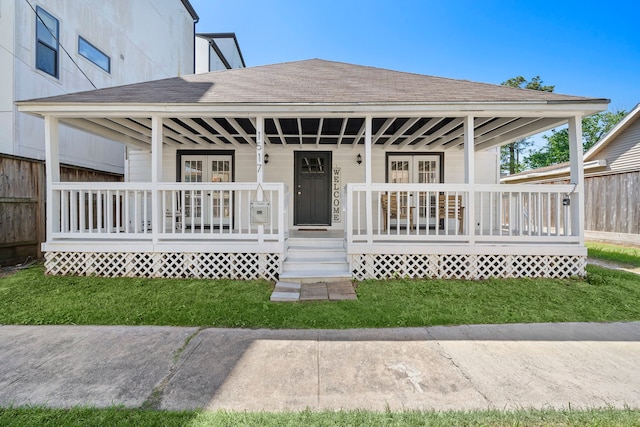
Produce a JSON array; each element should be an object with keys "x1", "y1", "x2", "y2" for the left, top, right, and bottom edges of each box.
[
  {"x1": 397, "y1": 118, "x2": 437, "y2": 149},
  {"x1": 202, "y1": 118, "x2": 241, "y2": 147},
  {"x1": 474, "y1": 117, "x2": 566, "y2": 151},
  {"x1": 227, "y1": 118, "x2": 257, "y2": 148},
  {"x1": 413, "y1": 118, "x2": 464, "y2": 150},
  {"x1": 181, "y1": 118, "x2": 227, "y2": 146},
  {"x1": 62, "y1": 118, "x2": 151, "y2": 150},
  {"x1": 383, "y1": 117, "x2": 421, "y2": 148}
]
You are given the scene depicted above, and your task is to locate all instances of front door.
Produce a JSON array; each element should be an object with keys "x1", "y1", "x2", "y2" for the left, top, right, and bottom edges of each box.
[
  {"x1": 181, "y1": 154, "x2": 233, "y2": 228},
  {"x1": 294, "y1": 151, "x2": 332, "y2": 226},
  {"x1": 388, "y1": 154, "x2": 442, "y2": 225}
]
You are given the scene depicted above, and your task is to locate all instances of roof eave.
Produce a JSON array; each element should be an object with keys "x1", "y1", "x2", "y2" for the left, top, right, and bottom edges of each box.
[{"x1": 17, "y1": 100, "x2": 610, "y2": 117}]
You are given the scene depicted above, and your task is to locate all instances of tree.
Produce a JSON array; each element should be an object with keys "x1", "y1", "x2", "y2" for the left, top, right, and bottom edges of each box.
[
  {"x1": 525, "y1": 110, "x2": 627, "y2": 169},
  {"x1": 500, "y1": 76, "x2": 555, "y2": 174}
]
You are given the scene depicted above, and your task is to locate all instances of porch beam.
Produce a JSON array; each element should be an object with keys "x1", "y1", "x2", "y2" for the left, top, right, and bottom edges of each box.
[
  {"x1": 129, "y1": 118, "x2": 190, "y2": 148},
  {"x1": 435, "y1": 117, "x2": 494, "y2": 149},
  {"x1": 62, "y1": 118, "x2": 151, "y2": 150},
  {"x1": 181, "y1": 118, "x2": 228, "y2": 146},
  {"x1": 162, "y1": 118, "x2": 204, "y2": 146},
  {"x1": 273, "y1": 118, "x2": 288, "y2": 146},
  {"x1": 151, "y1": 116, "x2": 163, "y2": 244},
  {"x1": 474, "y1": 117, "x2": 538, "y2": 144},
  {"x1": 352, "y1": 121, "x2": 366, "y2": 150},
  {"x1": 297, "y1": 118, "x2": 303, "y2": 145},
  {"x1": 397, "y1": 118, "x2": 436, "y2": 149},
  {"x1": 202, "y1": 118, "x2": 241, "y2": 147},
  {"x1": 227, "y1": 118, "x2": 257, "y2": 148},
  {"x1": 315, "y1": 117, "x2": 324, "y2": 147},
  {"x1": 336, "y1": 117, "x2": 348, "y2": 147},
  {"x1": 372, "y1": 118, "x2": 395, "y2": 144},
  {"x1": 413, "y1": 117, "x2": 464, "y2": 150},
  {"x1": 568, "y1": 115, "x2": 584, "y2": 241},
  {"x1": 85, "y1": 118, "x2": 151, "y2": 145},
  {"x1": 383, "y1": 117, "x2": 422, "y2": 148},
  {"x1": 474, "y1": 117, "x2": 567, "y2": 151},
  {"x1": 44, "y1": 116, "x2": 60, "y2": 241}
]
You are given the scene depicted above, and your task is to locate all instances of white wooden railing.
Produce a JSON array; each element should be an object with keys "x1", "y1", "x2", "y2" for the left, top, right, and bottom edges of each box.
[
  {"x1": 346, "y1": 183, "x2": 579, "y2": 244},
  {"x1": 50, "y1": 182, "x2": 289, "y2": 242}
]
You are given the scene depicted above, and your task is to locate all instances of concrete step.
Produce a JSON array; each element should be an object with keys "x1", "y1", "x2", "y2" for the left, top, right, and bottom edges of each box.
[
  {"x1": 288, "y1": 238, "x2": 344, "y2": 249},
  {"x1": 278, "y1": 270, "x2": 353, "y2": 283},
  {"x1": 282, "y1": 260, "x2": 349, "y2": 274}
]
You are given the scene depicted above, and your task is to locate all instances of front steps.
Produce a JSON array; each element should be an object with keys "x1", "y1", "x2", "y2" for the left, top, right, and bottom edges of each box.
[{"x1": 279, "y1": 237, "x2": 351, "y2": 283}]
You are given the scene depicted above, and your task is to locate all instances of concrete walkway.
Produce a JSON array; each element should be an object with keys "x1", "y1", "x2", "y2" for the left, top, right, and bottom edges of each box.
[{"x1": 1, "y1": 322, "x2": 639, "y2": 412}]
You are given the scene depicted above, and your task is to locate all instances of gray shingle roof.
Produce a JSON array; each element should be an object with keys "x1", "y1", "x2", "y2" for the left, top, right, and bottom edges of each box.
[{"x1": 20, "y1": 59, "x2": 607, "y2": 105}]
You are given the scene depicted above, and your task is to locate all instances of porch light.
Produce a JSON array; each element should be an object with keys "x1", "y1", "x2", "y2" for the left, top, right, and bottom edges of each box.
[
  {"x1": 356, "y1": 153, "x2": 362, "y2": 165},
  {"x1": 264, "y1": 153, "x2": 269, "y2": 164}
]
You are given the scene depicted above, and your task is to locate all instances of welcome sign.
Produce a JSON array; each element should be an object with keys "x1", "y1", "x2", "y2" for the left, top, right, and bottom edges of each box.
[{"x1": 332, "y1": 167, "x2": 341, "y2": 223}]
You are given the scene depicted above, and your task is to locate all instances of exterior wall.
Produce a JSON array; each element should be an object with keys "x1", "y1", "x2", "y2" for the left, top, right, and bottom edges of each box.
[
  {"x1": 5, "y1": 0, "x2": 195, "y2": 174},
  {"x1": 588, "y1": 117, "x2": 640, "y2": 175},
  {"x1": 0, "y1": 0, "x2": 16, "y2": 156},
  {"x1": 124, "y1": 144, "x2": 500, "y2": 230},
  {"x1": 194, "y1": 36, "x2": 211, "y2": 73}
]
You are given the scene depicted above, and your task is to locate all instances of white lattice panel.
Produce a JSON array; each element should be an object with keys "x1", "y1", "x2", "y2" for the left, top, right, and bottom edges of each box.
[
  {"x1": 350, "y1": 254, "x2": 586, "y2": 280},
  {"x1": 44, "y1": 252, "x2": 281, "y2": 281}
]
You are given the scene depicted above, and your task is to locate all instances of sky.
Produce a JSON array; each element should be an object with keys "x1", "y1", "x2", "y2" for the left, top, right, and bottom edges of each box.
[{"x1": 190, "y1": 0, "x2": 640, "y2": 114}]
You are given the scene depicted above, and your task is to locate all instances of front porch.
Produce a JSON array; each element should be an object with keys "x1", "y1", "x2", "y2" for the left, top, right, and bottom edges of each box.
[{"x1": 17, "y1": 59, "x2": 608, "y2": 281}]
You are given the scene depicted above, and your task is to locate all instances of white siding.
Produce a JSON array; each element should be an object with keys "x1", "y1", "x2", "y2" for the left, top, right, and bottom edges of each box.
[
  {"x1": 592, "y1": 117, "x2": 640, "y2": 174},
  {"x1": 149, "y1": 144, "x2": 500, "y2": 230}
]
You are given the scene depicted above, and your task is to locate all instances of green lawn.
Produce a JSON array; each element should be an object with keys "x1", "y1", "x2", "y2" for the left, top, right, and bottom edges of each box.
[
  {"x1": 1, "y1": 262, "x2": 639, "y2": 328},
  {"x1": 587, "y1": 242, "x2": 640, "y2": 268},
  {"x1": 1, "y1": 407, "x2": 639, "y2": 427}
]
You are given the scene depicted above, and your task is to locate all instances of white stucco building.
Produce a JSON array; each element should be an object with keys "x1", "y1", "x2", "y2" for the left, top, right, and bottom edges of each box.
[{"x1": 0, "y1": 0, "x2": 199, "y2": 175}]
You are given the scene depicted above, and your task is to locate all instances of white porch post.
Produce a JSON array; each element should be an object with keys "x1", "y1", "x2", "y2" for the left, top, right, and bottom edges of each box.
[
  {"x1": 151, "y1": 116, "x2": 163, "y2": 243},
  {"x1": 256, "y1": 115, "x2": 265, "y2": 243},
  {"x1": 44, "y1": 116, "x2": 60, "y2": 241},
  {"x1": 364, "y1": 115, "x2": 373, "y2": 244},
  {"x1": 568, "y1": 115, "x2": 584, "y2": 242},
  {"x1": 463, "y1": 115, "x2": 475, "y2": 243}
]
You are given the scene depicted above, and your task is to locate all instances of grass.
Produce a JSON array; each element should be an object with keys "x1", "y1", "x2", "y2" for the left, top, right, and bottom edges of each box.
[
  {"x1": 1, "y1": 407, "x2": 639, "y2": 426},
  {"x1": 1, "y1": 263, "x2": 639, "y2": 328},
  {"x1": 587, "y1": 242, "x2": 640, "y2": 268}
]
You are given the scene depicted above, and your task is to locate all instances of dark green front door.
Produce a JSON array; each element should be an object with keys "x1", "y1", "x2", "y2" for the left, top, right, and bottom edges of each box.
[{"x1": 294, "y1": 151, "x2": 332, "y2": 226}]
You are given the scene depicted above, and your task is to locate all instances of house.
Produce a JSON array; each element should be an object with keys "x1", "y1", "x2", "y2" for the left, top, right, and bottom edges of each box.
[
  {"x1": 502, "y1": 104, "x2": 640, "y2": 245},
  {"x1": 17, "y1": 59, "x2": 609, "y2": 280},
  {"x1": 0, "y1": 0, "x2": 200, "y2": 265}
]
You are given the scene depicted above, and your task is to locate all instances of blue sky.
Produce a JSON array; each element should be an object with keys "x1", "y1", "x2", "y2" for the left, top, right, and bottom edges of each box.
[{"x1": 191, "y1": 0, "x2": 639, "y2": 113}]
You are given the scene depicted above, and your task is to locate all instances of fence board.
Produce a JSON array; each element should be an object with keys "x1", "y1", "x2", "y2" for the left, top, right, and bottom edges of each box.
[
  {"x1": 0, "y1": 154, "x2": 122, "y2": 266},
  {"x1": 584, "y1": 171, "x2": 640, "y2": 236}
]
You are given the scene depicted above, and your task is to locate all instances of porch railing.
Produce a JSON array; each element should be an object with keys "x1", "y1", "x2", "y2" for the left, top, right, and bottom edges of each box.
[
  {"x1": 50, "y1": 182, "x2": 288, "y2": 242},
  {"x1": 346, "y1": 183, "x2": 579, "y2": 244}
]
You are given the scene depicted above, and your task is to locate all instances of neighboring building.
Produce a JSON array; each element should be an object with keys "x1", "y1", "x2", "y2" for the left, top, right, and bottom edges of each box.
[
  {"x1": 0, "y1": 0, "x2": 198, "y2": 265},
  {"x1": 502, "y1": 104, "x2": 640, "y2": 245},
  {"x1": 195, "y1": 33, "x2": 245, "y2": 72},
  {"x1": 19, "y1": 59, "x2": 608, "y2": 281}
]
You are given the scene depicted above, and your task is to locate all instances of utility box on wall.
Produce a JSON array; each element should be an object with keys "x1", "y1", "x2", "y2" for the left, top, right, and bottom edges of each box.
[{"x1": 250, "y1": 201, "x2": 270, "y2": 225}]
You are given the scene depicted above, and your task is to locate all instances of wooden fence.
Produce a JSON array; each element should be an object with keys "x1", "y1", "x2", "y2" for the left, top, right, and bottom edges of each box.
[
  {"x1": 584, "y1": 171, "x2": 640, "y2": 236},
  {"x1": 0, "y1": 154, "x2": 122, "y2": 266}
]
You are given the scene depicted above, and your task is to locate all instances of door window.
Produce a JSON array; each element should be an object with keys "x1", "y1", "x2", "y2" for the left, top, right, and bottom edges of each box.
[
  {"x1": 181, "y1": 155, "x2": 233, "y2": 227},
  {"x1": 387, "y1": 155, "x2": 442, "y2": 223}
]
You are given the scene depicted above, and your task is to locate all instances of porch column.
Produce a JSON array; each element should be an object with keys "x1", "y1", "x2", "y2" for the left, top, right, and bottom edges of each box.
[
  {"x1": 568, "y1": 115, "x2": 584, "y2": 242},
  {"x1": 44, "y1": 116, "x2": 60, "y2": 241},
  {"x1": 256, "y1": 115, "x2": 265, "y2": 243},
  {"x1": 365, "y1": 115, "x2": 373, "y2": 244},
  {"x1": 463, "y1": 115, "x2": 475, "y2": 243},
  {"x1": 151, "y1": 116, "x2": 163, "y2": 244}
]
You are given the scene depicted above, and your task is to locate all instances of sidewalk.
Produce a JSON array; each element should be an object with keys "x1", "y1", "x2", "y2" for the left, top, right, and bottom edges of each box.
[{"x1": 1, "y1": 322, "x2": 639, "y2": 412}]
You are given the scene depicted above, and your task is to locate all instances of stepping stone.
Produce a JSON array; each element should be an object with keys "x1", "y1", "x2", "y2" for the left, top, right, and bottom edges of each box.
[
  {"x1": 327, "y1": 281, "x2": 356, "y2": 295},
  {"x1": 328, "y1": 292, "x2": 357, "y2": 301},
  {"x1": 274, "y1": 281, "x2": 302, "y2": 293},
  {"x1": 270, "y1": 291, "x2": 300, "y2": 302},
  {"x1": 300, "y1": 284, "x2": 328, "y2": 301}
]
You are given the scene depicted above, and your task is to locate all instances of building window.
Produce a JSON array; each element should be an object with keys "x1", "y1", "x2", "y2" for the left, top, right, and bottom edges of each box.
[
  {"x1": 35, "y1": 6, "x2": 59, "y2": 78},
  {"x1": 78, "y1": 36, "x2": 110, "y2": 73}
]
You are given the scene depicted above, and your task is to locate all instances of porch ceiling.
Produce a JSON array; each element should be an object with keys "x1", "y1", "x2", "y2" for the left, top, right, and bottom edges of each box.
[{"x1": 57, "y1": 114, "x2": 570, "y2": 152}]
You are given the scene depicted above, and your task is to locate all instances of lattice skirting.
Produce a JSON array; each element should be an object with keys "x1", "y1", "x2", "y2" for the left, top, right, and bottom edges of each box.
[
  {"x1": 350, "y1": 254, "x2": 587, "y2": 280},
  {"x1": 44, "y1": 252, "x2": 282, "y2": 281}
]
